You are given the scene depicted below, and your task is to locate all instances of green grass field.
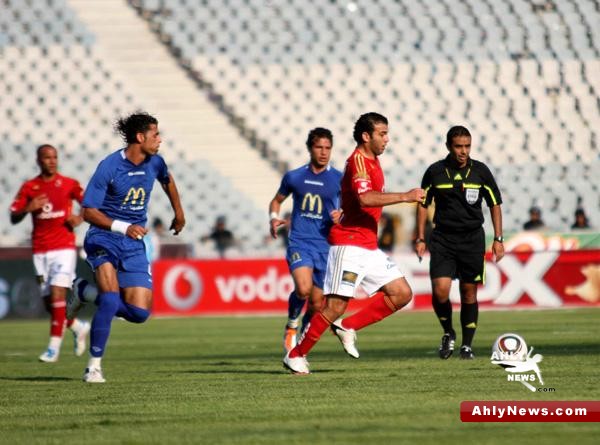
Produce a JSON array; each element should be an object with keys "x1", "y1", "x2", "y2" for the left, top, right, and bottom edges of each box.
[{"x1": 1, "y1": 308, "x2": 599, "y2": 444}]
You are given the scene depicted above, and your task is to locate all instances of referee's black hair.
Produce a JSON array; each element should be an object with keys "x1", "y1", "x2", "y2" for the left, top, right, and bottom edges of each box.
[
  {"x1": 445, "y1": 125, "x2": 471, "y2": 147},
  {"x1": 115, "y1": 112, "x2": 158, "y2": 144},
  {"x1": 353, "y1": 112, "x2": 388, "y2": 144},
  {"x1": 306, "y1": 127, "x2": 333, "y2": 151}
]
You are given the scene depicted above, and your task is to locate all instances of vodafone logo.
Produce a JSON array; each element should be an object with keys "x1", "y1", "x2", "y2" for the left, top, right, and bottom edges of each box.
[
  {"x1": 215, "y1": 267, "x2": 294, "y2": 303},
  {"x1": 163, "y1": 265, "x2": 203, "y2": 310}
]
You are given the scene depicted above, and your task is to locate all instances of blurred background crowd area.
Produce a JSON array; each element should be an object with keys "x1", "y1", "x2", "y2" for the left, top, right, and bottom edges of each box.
[{"x1": 1, "y1": 0, "x2": 598, "y2": 258}]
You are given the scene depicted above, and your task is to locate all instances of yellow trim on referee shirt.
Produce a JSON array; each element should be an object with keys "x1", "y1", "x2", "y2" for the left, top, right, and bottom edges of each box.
[
  {"x1": 435, "y1": 183, "x2": 453, "y2": 189},
  {"x1": 483, "y1": 185, "x2": 498, "y2": 205}
]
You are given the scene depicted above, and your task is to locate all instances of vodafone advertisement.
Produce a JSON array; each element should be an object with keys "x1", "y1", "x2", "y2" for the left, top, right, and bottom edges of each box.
[{"x1": 152, "y1": 250, "x2": 600, "y2": 317}]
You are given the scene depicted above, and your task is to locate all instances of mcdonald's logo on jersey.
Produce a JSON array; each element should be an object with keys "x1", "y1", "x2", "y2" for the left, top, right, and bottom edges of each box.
[
  {"x1": 123, "y1": 187, "x2": 146, "y2": 207},
  {"x1": 301, "y1": 193, "x2": 323, "y2": 215}
]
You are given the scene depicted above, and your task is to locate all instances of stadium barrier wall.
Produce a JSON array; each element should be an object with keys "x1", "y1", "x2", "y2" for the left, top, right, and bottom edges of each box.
[
  {"x1": 150, "y1": 250, "x2": 600, "y2": 317},
  {"x1": 0, "y1": 250, "x2": 598, "y2": 320}
]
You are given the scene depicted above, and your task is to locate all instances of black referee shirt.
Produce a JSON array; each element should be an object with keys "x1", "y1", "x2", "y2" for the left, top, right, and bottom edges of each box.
[{"x1": 420, "y1": 155, "x2": 502, "y2": 233}]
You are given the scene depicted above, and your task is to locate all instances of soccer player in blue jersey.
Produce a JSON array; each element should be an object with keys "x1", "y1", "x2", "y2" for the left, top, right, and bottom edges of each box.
[
  {"x1": 67, "y1": 112, "x2": 185, "y2": 383},
  {"x1": 269, "y1": 128, "x2": 343, "y2": 352}
]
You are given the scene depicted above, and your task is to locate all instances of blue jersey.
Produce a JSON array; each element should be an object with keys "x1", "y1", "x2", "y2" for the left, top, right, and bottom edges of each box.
[
  {"x1": 278, "y1": 164, "x2": 342, "y2": 249},
  {"x1": 82, "y1": 149, "x2": 170, "y2": 229}
]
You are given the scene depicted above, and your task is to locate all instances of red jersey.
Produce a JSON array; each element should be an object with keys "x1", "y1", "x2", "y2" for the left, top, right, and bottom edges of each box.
[
  {"x1": 328, "y1": 149, "x2": 384, "y2": 249},
  {"x1": 10, "y1": 173, "x2": 84, "y2": 253}
]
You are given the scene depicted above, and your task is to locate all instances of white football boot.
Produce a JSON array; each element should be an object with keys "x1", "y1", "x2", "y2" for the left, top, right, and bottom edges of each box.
[
  {"x1": 39, "y1": 348, "x2": 59, "y2": 363},
  {"x1": 73, "y1": 321, "x2": 91, "y2": 357},
  {"x1": 283, "y1": 352, "x2": 310, "y2": 374},
  {"x1": 331, "y1": 320, "x2": 360, "y2": 359},
  {"x1": 83, "y1": 367, "x2": 106, "y2": 383}
]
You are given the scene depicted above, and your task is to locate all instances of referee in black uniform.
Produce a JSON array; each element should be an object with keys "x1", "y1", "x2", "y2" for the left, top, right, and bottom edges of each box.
[{"x1": 415, "y1": 126, "x2": 504, "y2": 359}]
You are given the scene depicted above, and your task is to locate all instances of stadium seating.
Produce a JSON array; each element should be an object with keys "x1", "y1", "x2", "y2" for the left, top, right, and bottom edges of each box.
[
  {"x1": 0, "y1": 0, "x2": 274, "y2": 256},
  {"x1": 140, "y1": 0, "x2": 599, "y2": 232},
  {"x1": 1, "y1": 0, "x2": 599, "y2": 253}
]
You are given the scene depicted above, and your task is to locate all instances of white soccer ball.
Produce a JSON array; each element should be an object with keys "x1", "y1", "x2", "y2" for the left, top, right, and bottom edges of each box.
[{"x1": 491, "y1": 332, "x2": 528, "y2": 362}]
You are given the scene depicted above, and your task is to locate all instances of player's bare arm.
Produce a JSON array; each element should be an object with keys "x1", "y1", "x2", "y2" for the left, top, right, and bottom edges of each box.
[
  {"x1": 357, "y1": 188, "x2": 425, "y2": 208},
  {"x1": 65, "y1": 213, "x2": 84, "y2": 229},
  {"x1": 268, "y1": 193, "x2": 287, "y2": 239},
  {"x1": 490, "y1": 204, "x2": 504, "y2": 263},
  {"x1": 10, "y1": 194, "x2": 49, "y2": 224},
  {"x1": 83, "y1": 207, "x2": 148, "y2": 240},
  {"x1": 161, "y1": 174, "x2": 185, "y2": 235}
]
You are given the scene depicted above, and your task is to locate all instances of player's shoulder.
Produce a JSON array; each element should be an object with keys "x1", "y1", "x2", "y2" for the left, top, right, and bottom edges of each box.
[
  {"x1": 99, "y1": 148, "x2": 125, "y2": 166},
  {"x1": 327, "y1": 165, "x2": 344, "y2": 183},
  {"x1": 56, "y1": 173, "x2": 80, "y2": 184},
  {"x1": 346, "y1": 150, "x2": 368, "y2": 169},
  {"x1": 148, "y1": 153, "x2": 167, "y2": 165},
  {"x1": 285, "y1": 164, "x2": 310, "y2": 180},
  {"x1": 20, "y1": 176, "x2": 40, "y2": 188}
]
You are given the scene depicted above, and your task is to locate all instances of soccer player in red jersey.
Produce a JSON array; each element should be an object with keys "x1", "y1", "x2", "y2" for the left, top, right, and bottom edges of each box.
[
  {"x1": 10, "y1": 144, "x2": 90, "y2": 363},
  {"x1": 284, "y1": 112, "x2": 426, "y2": 373}
]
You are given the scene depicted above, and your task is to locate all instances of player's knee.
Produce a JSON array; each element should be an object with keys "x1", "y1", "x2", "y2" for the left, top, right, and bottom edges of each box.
[
  {"x1": 461, "y1": 293, "x2": 477, "y2": 305},
  {"x1": 98, "y1": 292, "x2": 121, "y2": 315},
  {"x1": 391, "y1": 289, "x2": 412, "y2": 308},
  {"x1": 307, "y1": 297, "x2": 323, "y2": 314},
  {"x1": 125, "y1": 303, "x2": 151, "y2": 323},
  {"x1": 295, "y1": 284, "x2": 312, "y2": 300},
  {"x1": 324, "y1": 297, "x2": 348, "y2": 319}
]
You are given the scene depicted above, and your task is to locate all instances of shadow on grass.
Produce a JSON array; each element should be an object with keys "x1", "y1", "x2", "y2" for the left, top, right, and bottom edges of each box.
[
  {"x1": 161, "y1": 368, "x2": 338, "y2": 375},
  {"x1": 156, "y1": 341, "x2": 599, "y2": 364},
  {"x1": 0, "y1": 376, "x2": 76, "y2": 382}
]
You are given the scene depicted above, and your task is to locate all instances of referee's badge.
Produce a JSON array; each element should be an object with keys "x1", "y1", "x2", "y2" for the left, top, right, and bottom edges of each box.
[{"x1": 465, "y1": 188, "x2": 479, "y2": 204}]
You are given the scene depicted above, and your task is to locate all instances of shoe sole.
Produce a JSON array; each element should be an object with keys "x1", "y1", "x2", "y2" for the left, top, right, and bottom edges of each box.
[{"x1": 282, "y1": 361, "x2": 309, "y2": 375}]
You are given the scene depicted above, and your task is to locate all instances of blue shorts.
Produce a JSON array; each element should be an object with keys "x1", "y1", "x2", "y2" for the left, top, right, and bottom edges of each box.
[
  {"x1": 286, "y1": 241, "x2": 329, "y2": 289},
  {"x1": 84, "y1": 229, "x2": 152, "y2": 289}
]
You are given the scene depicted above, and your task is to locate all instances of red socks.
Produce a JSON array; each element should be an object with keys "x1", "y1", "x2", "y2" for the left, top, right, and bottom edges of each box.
[
  {"x1": 290, "y1": 312, "x2": 332, "y2": 358},
  {"x1": 49, "y1": 300, "x2": 67, "y2": 337},
  {"x1": 341, "y1": 293, "x2": 397, "y2": 331}
]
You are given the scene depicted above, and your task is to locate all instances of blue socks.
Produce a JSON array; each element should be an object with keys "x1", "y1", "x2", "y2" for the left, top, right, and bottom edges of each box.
[
  {"x1": 89, "y1": 292, "x2": 150, "y2": 358},
  {"x1": 287, "y1": 291, "x2": 306, "y2": 322},
  {"x1": 90, "y1": 292, "x2": 119, "y2": 358}
]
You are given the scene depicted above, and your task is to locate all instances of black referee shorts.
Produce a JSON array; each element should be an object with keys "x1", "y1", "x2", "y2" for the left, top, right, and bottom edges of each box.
[{"x1": 429, "y1": 227, "x2": 486, "y2": 284}]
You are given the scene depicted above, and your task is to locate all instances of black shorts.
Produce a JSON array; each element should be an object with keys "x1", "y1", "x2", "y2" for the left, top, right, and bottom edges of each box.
[{"x1": 429, "y1": 227, "x2": 486, "y2": 284}]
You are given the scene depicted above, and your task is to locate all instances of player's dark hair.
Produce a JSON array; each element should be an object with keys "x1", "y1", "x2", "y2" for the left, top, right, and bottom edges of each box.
[
  {"x1": 36, "y1": 144, "x2": 55, "y2": 158},
  {"x1": 115, "y1": 112, "x2": 158, "y2": 144},
  {"x1": 353, "y1": 112, "x2": 388, "y2": 144},
  {"x1": 445, "y1": 125, "x2": 471, "y2": 147},
  {"x1": 306, "y1": 127, "x2": 333, "y2": 150}
]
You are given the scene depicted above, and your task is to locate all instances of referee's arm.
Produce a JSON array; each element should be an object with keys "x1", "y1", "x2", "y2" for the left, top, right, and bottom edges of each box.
[{"x1": 490, "y1": 205, "x2": 504, "y2": 262}]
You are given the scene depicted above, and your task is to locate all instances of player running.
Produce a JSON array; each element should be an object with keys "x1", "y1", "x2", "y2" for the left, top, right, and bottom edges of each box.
[
  {"x1": 284, "y1": 112, "x2": 425, "y2": 374},
  {"x1": 67, "y1": 112, "x2": 185, "y2": 383},
  {"x1": 10, "y1": 144, "x2": 90, "y2": 363},
  {"x1": 269, "y1": 128, "x2": 342, "y2": 352}
]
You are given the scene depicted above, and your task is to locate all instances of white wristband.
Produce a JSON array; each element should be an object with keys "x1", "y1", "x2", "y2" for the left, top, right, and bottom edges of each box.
[
  {"x1": 111, "y1": 219, "x2": 131, "y2": 235},
  {"x1": 269, "y1": 212, "x2": 280, "y2": 221}
]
